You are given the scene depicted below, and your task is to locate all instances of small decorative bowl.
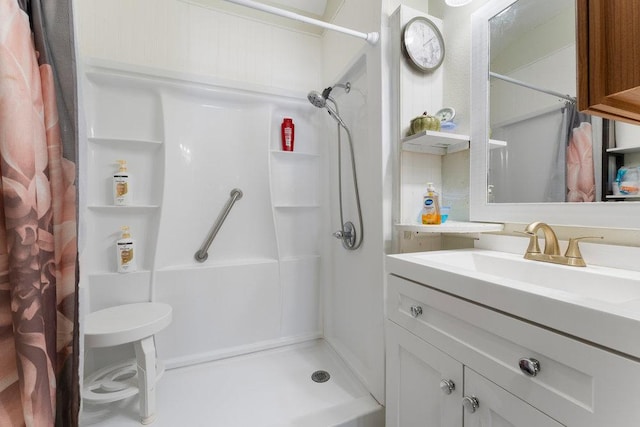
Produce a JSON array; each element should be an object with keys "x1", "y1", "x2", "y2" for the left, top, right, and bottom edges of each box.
[{"x1": 409, "y1": 112, "x2": 441, "y2": 135}]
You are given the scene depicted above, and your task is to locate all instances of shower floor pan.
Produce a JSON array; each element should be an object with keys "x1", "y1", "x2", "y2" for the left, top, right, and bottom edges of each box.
[{"x1": 80, "y1": 339, "x2": 383, "y2": 426}]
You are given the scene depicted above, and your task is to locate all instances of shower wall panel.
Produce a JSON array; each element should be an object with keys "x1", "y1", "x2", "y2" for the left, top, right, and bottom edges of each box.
[
  {"x1": 322, "y1": 56, "x2": 385, "y2": 403},
  {"x1": 80, "y1": 62, "x2": 325, "y2": 370},
  {"x1": 156, "y1": 92, "x2": 277, "y2": 267},
  {"x1": 75, "y1": 0, "x2": 322, "y2": 94}
]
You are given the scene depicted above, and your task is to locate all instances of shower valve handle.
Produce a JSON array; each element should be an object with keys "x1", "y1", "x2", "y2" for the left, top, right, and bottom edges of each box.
[{"x1": 333, "y1": 229, "x2": 352, "y2": 240}]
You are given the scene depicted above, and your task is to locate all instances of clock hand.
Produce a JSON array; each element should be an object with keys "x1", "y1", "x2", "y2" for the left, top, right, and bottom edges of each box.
[{"x1": 423, "y1": 36, "x2": 435, "y2": 47}]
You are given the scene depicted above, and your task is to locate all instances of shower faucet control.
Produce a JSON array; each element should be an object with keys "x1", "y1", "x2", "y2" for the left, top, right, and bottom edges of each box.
[{"x1": 333, "y1": 222, "x2": 357, "y2": 250}]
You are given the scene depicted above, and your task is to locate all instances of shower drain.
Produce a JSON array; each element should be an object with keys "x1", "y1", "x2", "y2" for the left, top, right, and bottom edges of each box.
[{"x1": 311, "y1": 370, "x2": 331, "y2": 383}]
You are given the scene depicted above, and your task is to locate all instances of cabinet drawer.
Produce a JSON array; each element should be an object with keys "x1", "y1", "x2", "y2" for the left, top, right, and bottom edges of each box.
[{"x1": 387, "y1": 274, "x2": 640, "y2": 426}]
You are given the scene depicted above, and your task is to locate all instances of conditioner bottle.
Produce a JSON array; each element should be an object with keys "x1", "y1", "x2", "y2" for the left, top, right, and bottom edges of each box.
[
  {"x1": 113, "y1": 160, "x2": 131, "y2": 206},
  {"x1": 116, "y1": 226, "x2": 137, "y2": 273}
]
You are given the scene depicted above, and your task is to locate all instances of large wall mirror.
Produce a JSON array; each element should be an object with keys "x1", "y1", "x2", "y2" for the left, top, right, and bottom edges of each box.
[{"x1": 470, "y1": 0, "x2": 640, "y2": 228}]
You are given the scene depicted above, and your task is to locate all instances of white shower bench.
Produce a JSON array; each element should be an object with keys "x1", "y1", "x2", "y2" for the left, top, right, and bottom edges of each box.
[{"x1": 83, "y1": 302, "x2": 172, "y2": 424}]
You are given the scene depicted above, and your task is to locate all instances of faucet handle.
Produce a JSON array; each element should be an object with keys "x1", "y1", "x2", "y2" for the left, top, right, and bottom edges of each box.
[
  {"x1": 515, "y1": 230, "x2": 541, "y2": 254},
  {"x1": 564, "y1": 236, "x2": 604, "y2": 259}
]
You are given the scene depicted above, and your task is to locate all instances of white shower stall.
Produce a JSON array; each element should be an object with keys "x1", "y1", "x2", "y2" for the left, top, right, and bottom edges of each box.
[{"x1": 76, "y1": 0, "x2": 387, "y2": 425}]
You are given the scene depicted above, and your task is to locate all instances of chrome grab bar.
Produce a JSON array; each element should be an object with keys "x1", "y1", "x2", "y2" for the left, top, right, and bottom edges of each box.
[{"x1": 194, "y1": 188, "x2": 243, "y2": 262}]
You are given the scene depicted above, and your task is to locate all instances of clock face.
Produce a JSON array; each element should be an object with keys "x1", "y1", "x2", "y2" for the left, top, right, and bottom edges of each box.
[{"x1": 403, "y1": 17, "x2": 445, "y2": 72}]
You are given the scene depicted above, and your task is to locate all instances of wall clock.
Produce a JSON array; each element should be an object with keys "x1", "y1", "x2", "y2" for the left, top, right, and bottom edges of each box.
[{"x1": 402, "y1": 16, "x2": 445, "y2": 72}]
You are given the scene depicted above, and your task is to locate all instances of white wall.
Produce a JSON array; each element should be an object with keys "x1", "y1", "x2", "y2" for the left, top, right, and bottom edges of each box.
[{"x1": 75, "y1": 0, "x2": 322, "y2": 93}]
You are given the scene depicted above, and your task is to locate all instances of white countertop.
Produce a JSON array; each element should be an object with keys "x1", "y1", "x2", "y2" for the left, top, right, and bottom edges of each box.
[{"x1": 386, "y1": 248, "x2": 640, "y2": 360}]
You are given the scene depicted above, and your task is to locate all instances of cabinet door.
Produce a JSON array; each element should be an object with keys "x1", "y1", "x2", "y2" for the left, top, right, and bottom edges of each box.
[
  {"x1": 386, "y1": 320, "x2": 463, "y2": 427},
  {"x1": 577, "y1": 0, "x2": 640, "y2": 123},
  {"x1": 463, "y1": 368, "x2": 564, "y2": 427}
]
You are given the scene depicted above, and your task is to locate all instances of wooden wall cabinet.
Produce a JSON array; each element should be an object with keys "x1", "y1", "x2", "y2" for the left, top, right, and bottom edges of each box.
[{"x1": 577, "y1": 0, "x2": 640, "y2": 123}]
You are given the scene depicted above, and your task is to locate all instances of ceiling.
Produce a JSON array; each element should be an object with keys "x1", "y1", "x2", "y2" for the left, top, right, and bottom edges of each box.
[{"x1": 489, "y1": 0, "x2": 574, "y2": 60}]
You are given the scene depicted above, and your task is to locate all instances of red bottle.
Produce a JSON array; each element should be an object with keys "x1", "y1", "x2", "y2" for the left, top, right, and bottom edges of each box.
[{"x1": 281, "y1": 118, "x2": 295, "y2": 151}]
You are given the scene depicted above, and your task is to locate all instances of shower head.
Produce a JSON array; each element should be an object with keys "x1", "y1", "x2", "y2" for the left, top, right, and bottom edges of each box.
[
  {"x1": 308, "y1": 82, "x2": 351, "y2": 109},
  {"x1": 307, "y1": 90, "x2": 327, "y2": 108},
  {"x1": 307, "y1": 92, "x2": 347, "y2": 128},
  {"x1": 307, "y1": 83, "x2": 350, "y2": 128}
]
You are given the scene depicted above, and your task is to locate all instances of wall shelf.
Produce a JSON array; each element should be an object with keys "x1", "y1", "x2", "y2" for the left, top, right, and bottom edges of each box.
[
  {"x1": 88, "y1": 137, "x2": 163, "y2": 146},
  {"x1": 606, "y1": 146, "x2": 640, "y2": 155},
  {"x1": 401, "y1": 131, "x2": 470, "y2": 155},
  {"x1": 605, "y1": 194, "x2": 640, "y2": 199},
  {"x1": 394, "y1": 220, "x2": 504, "y2": 234},
  {"x1": 489, "y1": 138, "x2": 508, "y2": 149},
  {"x1": 274, "y1": 204, "x2": 320, "y2": 209},
  {"x1": 270, "y1": 150, "x2": 320, "y2": 158},
  {"x1": 88, "y1": 205, "x2": 161, "y2": 211},
  {"x1": 88, "y1": 270, "x2": 152, "y2": 277}
]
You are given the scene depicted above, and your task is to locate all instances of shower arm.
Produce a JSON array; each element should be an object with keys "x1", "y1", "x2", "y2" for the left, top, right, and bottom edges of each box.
[{"x1": 223, "y1": 0, "x2": 379, "y2": 45}]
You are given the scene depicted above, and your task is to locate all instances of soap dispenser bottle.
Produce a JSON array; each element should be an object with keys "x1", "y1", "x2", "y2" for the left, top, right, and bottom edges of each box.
[
  {"x1": 421, "y1": 182, "x2": 441, "y2": 225},
  {"x1": 113, "y1": 160, "x2": 131, "y2": 206},
  {"x1": 116, "y1": 226, "x2": 137, "y2": 273}
]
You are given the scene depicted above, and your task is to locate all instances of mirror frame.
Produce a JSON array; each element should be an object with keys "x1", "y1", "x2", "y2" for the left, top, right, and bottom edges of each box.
[{"x1": 470, "y1": 0, "x2": 640, "y2": 229}]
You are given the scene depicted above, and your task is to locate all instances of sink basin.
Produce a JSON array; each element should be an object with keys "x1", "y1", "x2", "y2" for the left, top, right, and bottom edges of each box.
[
  {"x1": 387, "y1": 248, "x2": 640, "y2": 361},
  {"x1": 409, "y1": 250, "x2": 640, "y2": 305}
]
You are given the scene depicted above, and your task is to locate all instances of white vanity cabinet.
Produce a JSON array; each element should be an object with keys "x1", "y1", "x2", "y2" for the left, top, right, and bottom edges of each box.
[
  {"x1": 386, "y1": 321, "x2": 463, "y2": 426},
  {"x1": 386, "y1": 322, "x2": 561, "y2": 427},
  {"x1": 385, "y1": 273, "x2": 640, "y2": 426},
  {"x1": 386, "y1": 320, "x2": 563, "y2": 427}
]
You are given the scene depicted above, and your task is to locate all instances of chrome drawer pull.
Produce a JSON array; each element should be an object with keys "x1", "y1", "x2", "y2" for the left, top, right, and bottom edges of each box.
[
  {"x1": 409, "y1": 305, "x2": 423, "y2": 318},
  {"x1": 440, "y1": 379, "x2": 455, "y2": 395},
  {"x1": 518, "y1": 357, "x2": 541, "y2": 377},
  {"x1": 462, "y1": 396, "x2": 480, "y2": 413}
]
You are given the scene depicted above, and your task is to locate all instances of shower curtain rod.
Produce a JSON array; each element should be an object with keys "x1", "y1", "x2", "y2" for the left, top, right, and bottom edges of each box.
[
  {"x1": 490, "y1": 71, "x2": 576, "y2": 103},
  {"x1": 223, "y1": 0, "x2": 380, "y2": 45}
]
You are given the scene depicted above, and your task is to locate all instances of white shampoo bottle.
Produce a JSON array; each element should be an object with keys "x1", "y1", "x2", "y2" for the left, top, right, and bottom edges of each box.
[
  {"x1": 116, "y1": 226, "x2": 137, "y2": 273},
  {"x1": 113, "y1": 160, "x2": 131, "y2": 206}
]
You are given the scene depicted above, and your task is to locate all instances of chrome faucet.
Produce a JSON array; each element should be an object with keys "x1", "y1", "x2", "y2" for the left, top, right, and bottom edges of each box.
[{"x1": 522, "y1": 222, "x2": 603, "y2": 267}]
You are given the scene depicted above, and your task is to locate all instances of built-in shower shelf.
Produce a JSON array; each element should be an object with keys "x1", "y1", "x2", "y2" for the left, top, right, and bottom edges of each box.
[
  {"x1": 270, "y1": 150, "x2": 320, "y2": 158},
  {"x1": 280, "y1": 255, "x2": 320, "y2": 263},
  {"x1": 88, "y1": 137, "x2": 163, "y2": 146},
  {"x1": 395, "y1": 221, "x2": 504, "y2": 234},
  {"x1": 89, "y1": 269, "x2": 152, "y2": 277},
  {"x1": 274, "y1": 204, "x2": 320, "y2": 209},
  {"x1": 88, "y1": 205, "x2": 160, "y2": 211},
  {"x1": 401, "y1": 131, "x2": 470, "y2": 155}
]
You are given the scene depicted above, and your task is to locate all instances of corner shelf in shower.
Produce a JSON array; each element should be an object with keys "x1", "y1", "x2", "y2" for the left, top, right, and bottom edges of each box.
[
  {"x1": 401, "y1": 131, "x2": 470, "y2": 155},
  {"x1": 270, "y1": 150, "x2": 320, "y2": 158},
  {"x1": 394, "y1": 221, "x2": 504, "y2": 234}
]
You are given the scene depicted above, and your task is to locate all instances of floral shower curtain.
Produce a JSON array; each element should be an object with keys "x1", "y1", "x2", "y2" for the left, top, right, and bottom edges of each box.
[
  {"x1": 0, "y1": 0, "x2": 79, "y2": 426},
  {"x1": 565, "y1": 103, "x2": 595, "y2": 202},
  {"x1": 547, "y1": 102, "x2": 595, "y2": 202}
]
